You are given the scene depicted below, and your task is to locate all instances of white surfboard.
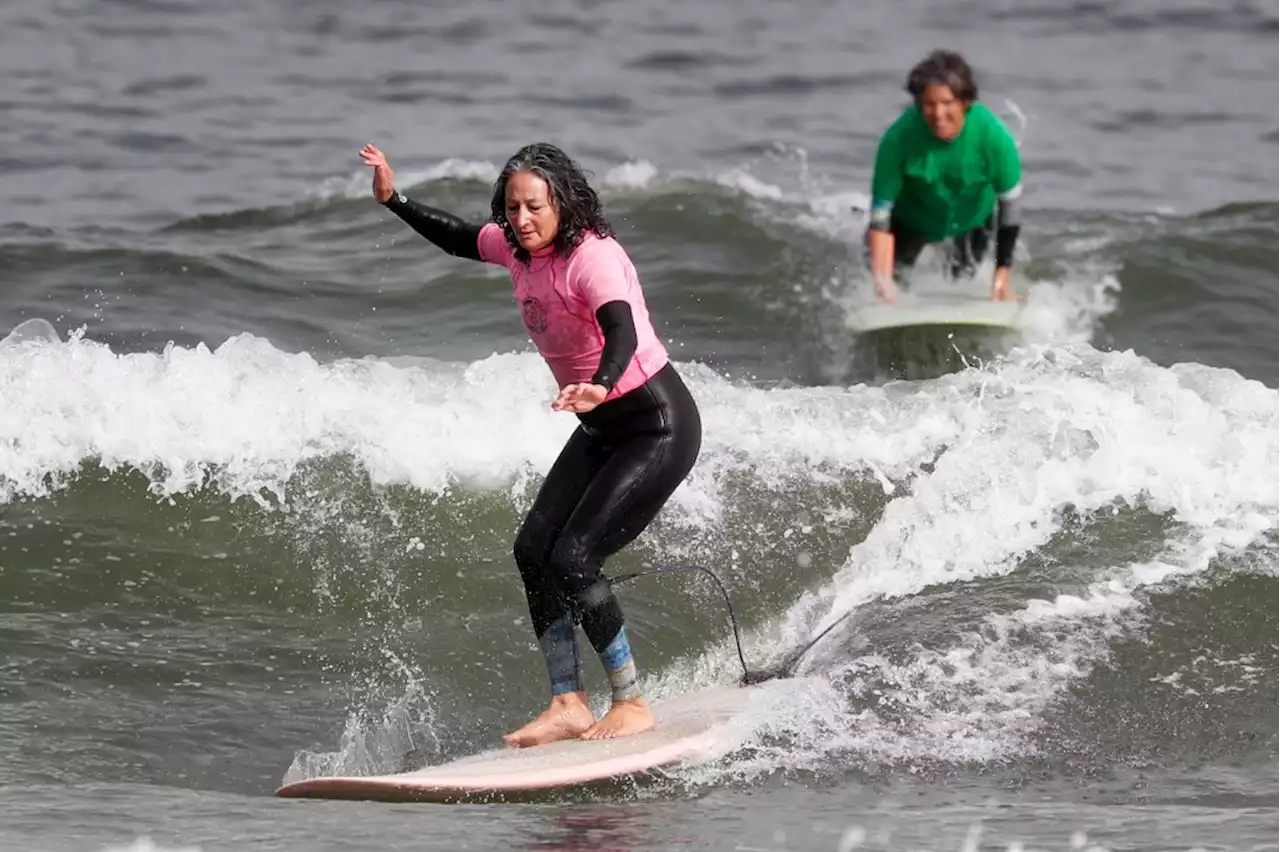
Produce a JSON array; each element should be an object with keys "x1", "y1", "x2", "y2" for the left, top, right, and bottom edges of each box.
[
  {"x1": 846, "y1": 293, "x2": 1025, "y2": 335},
  {"x1": 275, "y1": 682, "x2": 761, "y2": 803}
]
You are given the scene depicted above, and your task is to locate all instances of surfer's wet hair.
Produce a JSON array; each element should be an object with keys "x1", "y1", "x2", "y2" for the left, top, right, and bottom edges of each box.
[
  {"x1": 906, "y1": 49, "x2": 979, "y2": 104},
  {"x1": 489, "y1": 143, "x2": 615, "y2": 264}
]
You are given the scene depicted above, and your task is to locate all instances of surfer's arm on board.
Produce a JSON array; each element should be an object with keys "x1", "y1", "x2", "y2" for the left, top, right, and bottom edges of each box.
[
  {"x1": 990, "y1": 131, "x2": 1022, "y2": 272},
  {"x1": 994, "y1": 192, "x2": 1021, "y2": 270},
  {"x1": 988, "y1": 121, "x2": 1023, "y2": 300},
  {"x1": 866, "y1": 126, "x2": 904, "y2": 303}
]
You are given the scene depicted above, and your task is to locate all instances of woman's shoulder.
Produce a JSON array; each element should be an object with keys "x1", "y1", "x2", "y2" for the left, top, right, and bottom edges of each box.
[
  {"x1": 566, "y1": 231, "x2": 636, "y2": 283},
  {"x1": 968, "y1": 102, "x2": 1016, "y2": 140},
  {"x1": 570, "y1": 231, "x2": 630, "y2": 262},
  {"x1": 477, "y1": 221, "x2": 513, "y2": 264},
  {"x1": 880, "y1": 105, "x2": 917, "y2": 138},
  {"x1": 876, "y1": 105, "x2": 929, "y2": 156}
]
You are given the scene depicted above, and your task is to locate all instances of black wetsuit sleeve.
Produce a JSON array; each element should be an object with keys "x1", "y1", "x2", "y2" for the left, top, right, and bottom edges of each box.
[
  {"x1": 994, "y1": 196, "x2": 1022, "y2": 269},
  {"x1": 381, "y1": 191, "x2": 483, "y2": 261},
  {"x1": 590, "y1": 301, "x2": 637, "y2": 393}
]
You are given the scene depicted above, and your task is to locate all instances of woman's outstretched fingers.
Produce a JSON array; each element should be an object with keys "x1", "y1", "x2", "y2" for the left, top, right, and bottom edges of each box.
[{"x1": 360, "y1": 144, "x2": 395, "y2": 203}]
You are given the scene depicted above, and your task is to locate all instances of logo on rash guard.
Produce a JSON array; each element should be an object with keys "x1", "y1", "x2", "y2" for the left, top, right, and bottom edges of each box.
[{"x1": 521, "y1": 297, "x2": 548, "y2": 333}]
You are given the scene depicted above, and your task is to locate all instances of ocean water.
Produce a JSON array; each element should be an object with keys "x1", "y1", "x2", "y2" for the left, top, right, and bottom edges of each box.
[{"x1": 1, "y1": 0, "x2": 1276, "y2": 850}]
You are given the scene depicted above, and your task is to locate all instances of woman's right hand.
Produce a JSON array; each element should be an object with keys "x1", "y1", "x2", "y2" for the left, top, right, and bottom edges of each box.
[
  {"x1": 866, "y1": 228, "x2": 899, "y2": 304},
  {"x1": 360, "y1": 143, "x2": 396, "y2": 203}
]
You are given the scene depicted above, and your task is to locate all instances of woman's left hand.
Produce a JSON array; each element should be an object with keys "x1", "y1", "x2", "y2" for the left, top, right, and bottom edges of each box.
[
  {"x1": 990, "y1": 267, "x2": 1021, "y2": 302},
  {"x1": 553, "y1": 383, "x2": 608, "y2": 413},
  {"x1": 360, "y1": 143, "x2": 396, "y2": 203}
]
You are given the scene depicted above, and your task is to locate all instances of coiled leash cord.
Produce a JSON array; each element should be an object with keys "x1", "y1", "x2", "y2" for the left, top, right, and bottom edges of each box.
[{"x1": 608, "y1": 563, "x2": 855, "y2": 687}]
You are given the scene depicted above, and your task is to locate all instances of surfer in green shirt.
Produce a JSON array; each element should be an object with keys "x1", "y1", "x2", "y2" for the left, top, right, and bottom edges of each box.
[{"x1": 866, "y1": 50, "x2": 1024, "y2": 303}]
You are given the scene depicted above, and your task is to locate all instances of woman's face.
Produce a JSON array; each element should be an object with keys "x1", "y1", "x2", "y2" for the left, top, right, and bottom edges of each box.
[
  {"x1": 504, "y1": 171, "x2": 560, "y2": 253},
  {"x1": 920, "y1": 83, "x2": 968, "y2": 141}
]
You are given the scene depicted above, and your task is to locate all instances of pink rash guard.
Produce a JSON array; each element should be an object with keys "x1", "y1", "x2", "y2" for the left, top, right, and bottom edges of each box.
[{"x1": 477, "y1": 223, "x2": 669, "y2": 400}]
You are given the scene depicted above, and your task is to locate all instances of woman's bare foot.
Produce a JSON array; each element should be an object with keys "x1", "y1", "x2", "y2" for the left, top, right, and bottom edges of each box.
[
  {"x1": 580, "y1": 697, "x2": 655, "y2": 741},
  {"x1": 503, "y1": 691, "x2": 595, "y2": 748}
]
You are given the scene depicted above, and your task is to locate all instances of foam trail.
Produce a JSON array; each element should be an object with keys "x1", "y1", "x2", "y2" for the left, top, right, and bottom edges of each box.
[{"x1": 646, "y1": 346, "x2": 1276, "y2": 776}]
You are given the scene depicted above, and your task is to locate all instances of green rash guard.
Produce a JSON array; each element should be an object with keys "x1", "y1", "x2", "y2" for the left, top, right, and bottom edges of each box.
[{"x1": 869, "y1": 102, "x2": 1022, "y2": 242}]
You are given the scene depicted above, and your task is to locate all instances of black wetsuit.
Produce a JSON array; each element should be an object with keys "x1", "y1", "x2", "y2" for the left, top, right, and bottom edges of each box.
[{"x1": 382, "y1": 192, "x2": 701, "y2": 683}]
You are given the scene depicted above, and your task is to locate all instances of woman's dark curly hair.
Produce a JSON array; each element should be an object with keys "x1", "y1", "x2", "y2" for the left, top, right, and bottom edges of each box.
[
  {"x1": 905, "y1": 49, "x2": 979, "y2": 104},
  {"x1": 489, "y1": 143, "x2": 615, "y2": 264}
]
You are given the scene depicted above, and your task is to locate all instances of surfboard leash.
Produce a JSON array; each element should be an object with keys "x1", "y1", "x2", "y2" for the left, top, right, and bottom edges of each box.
[{"x1": 608, "y1": 563, "x2": 855, "y2": 687}]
